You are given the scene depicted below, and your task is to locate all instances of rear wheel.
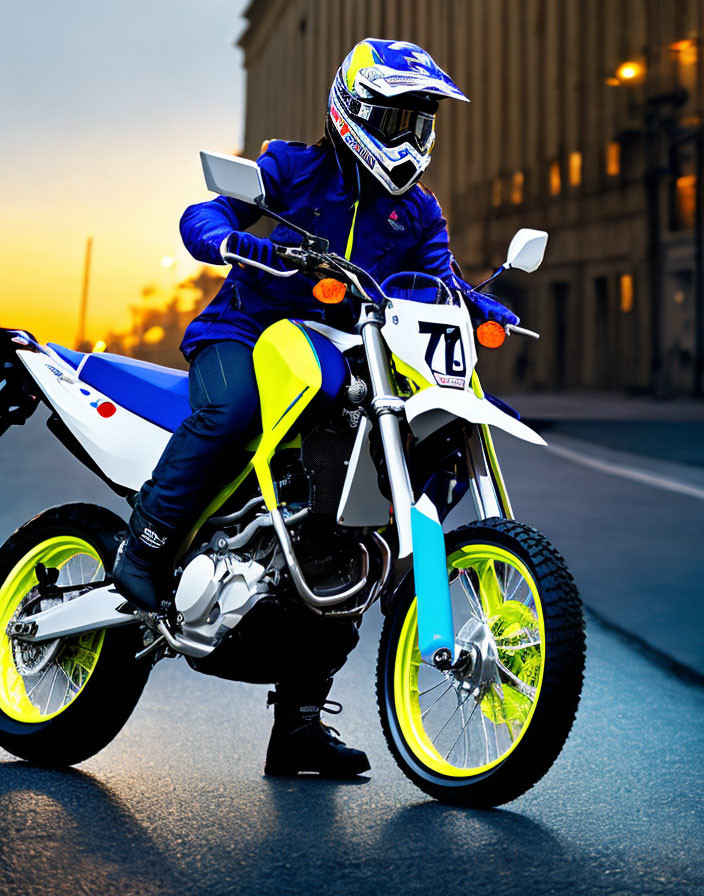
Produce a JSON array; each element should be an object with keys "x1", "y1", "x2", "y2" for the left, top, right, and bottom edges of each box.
[
  {"x1": 377, "y1": 518, "x2": 585, "y2": 806},
  {"x1": 0, "y1": 504, "x2": 150, "y2": 766}
]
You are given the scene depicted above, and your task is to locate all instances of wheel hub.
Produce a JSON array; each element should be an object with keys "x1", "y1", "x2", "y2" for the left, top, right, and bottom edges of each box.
[
  {"x1": 454, "y1": 616, "x2": 498, "y2": 700},
  {"x1": 9, "y1": 587, "x2": 62, "y2": 675}
]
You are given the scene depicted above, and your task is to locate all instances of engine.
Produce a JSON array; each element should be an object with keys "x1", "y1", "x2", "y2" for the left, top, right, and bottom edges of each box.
[{"x1": 172, "y1": 551, "x2": 269, "y2": 655}]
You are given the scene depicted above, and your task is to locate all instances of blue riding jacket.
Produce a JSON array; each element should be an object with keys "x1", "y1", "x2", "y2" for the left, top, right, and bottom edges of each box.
[{"x1": 179, "y1": 138, "x2": 513, "y2": 360}]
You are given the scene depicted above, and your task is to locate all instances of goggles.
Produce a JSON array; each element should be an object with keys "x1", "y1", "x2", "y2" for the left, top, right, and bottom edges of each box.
[{"x1": 351, "y1": 100, "x2": 437, "y2": 152}]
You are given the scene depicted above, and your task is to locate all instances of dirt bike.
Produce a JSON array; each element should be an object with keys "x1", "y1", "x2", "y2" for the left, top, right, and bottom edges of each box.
[{"x1": 0, "y1": 151, "x2": 585, "y2": 806}]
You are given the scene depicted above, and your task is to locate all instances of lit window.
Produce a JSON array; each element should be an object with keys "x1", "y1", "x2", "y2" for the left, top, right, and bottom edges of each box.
[
  {"x1": 569, "y1": 151, "x2": 582, "y2": 187},
  {"x1": 671, "y1": 39, "x2": 697, "y2": 93},
  {"x1": 671, "y1": 39, "x2": 697, "y2": 67},
  {"x1": 491, "y1": 177, "x2": 502, "y2": 208},
  {"x1": 511, "y1": 171, "x2": 524, "y2": 204},
  {"x1": 619, "y1": 274, "x2": 634, "y2": 313},
  {"x1": 675, "y1": 174, "x2": 697, "y2": 230},
  {"x1": 549, "y1": 161, "x2": 561, "y2": 196},
  {"x1": 606, "y1": 142, "x2": 620, "y2": 177}
]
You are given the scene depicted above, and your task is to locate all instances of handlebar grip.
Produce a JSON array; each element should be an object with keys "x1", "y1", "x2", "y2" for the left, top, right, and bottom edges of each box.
[
  {"x1": 222, "y1": 251, "x2": 298, "y2": 278},
  {"x1": 506, "y1": 324, "x2": 540, "y2": 339}
]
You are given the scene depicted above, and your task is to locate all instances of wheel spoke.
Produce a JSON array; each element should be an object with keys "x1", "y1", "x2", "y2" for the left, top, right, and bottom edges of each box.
[
  {"x1": 23, "y1": 664, "x2": 53, "y2": 701},
  {"x1": 63, "y1": 558, "x2": 75, "y2": 588},
  {"x1": 496, "y1": 658, "x2": 537, "y2": 700},
  {"x1": 504, "y1": 571, "x2": 526, "y2": 604},
  {"x1": 418, "y1": 679, "x2": 450, "y2": 698},
  {"x1": 480, "y1": 706, "x2": 490, "y2": 764},
  {"x1": 444, "y1": 696, "x2": 479, "y2": 761},
  {"x1": 434, "y1": 688, "x2": 472, "y2": 743},
  {"x1": 461, "y1": 695, "x2": 471, "y2": 765},
  {"x1": 496, "y1": 637, "x2": 541, "y2": 652},
  {"x1": 420, "y1": 683, "x2": 453, "y2": 718},
  {"x1": 43, "y1": 665, "x2": 61, "y2": 714},
  {"x1": 490, "y1": 689, "x2": 500, "y2": 756},
  {"x1": 57, "y1": 663, "x2": 80, "y2": 696},
  {"x1": 458, "y1": 571, "x2": 484, "y2": 619}
]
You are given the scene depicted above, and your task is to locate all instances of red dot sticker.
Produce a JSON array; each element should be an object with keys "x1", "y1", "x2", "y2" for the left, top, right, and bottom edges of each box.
[{"x1": 97, "y1": 402, "x2": 116, "y2": 418}]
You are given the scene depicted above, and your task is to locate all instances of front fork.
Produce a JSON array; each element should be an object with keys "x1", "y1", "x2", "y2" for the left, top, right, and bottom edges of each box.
[
  {"x1": 361, "y1": 308, "x2": 455, "y2": 667},
  {"x1": 360, "y1": 308, "x2": 511, "y2": 668}
]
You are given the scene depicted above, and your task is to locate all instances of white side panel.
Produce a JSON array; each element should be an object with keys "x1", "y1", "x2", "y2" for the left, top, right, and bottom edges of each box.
[
  {"x1": 381, "y1": 298, "x2": 477, "y2": 390},
  {"x1": 336, "y1": 417, "x2": 390, "y2": 526},
  {"x1": 405, "y1": 386, "x2": 547, "y2": 446},
  {"x1": 299, "y1": 320, "x2": 363, "y2": 353},
  {"x1": 19, "y1": 352, "x2": 171, "y2": 490}
]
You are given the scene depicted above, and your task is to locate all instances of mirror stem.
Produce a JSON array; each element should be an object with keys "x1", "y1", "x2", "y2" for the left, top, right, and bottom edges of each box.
[
  {"x1": 472, "y1": 266, "x2": 505, "y2": 293},
  {"x1": 254, "y1": 199, "x2": 329, "y2": 252}
]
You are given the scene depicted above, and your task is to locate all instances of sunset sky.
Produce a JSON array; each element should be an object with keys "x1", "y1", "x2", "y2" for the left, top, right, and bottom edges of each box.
[{"x1": 1, "y1": 0, "x2": 248, "y2": 347}]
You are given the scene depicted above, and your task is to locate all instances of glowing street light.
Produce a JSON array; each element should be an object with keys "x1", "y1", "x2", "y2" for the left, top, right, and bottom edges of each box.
[
  {"x1": 161, "y1": 255, "x2": 176, "y2": 268},
  {"x1": 615, "y1": 60, "x2": 644, "y2": 82}
]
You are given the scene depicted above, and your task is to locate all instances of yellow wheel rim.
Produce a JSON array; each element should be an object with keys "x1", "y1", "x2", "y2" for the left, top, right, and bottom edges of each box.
[
  {"x1": 0, "y1": 536, "x2": 105, "y2": 723},
  {"x1": 393, "y1": 544, "x2": 545, "y2": 777}
]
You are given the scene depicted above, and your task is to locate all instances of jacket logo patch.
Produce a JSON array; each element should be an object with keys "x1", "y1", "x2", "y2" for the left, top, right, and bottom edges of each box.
[{"x1": 388, "y1": 210, "x2": 405, "y2": 231}]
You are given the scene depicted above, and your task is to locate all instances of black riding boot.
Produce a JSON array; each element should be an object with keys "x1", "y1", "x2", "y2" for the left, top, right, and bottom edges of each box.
[
  {"x1": 264, "y1": 679, "x2": 370, "y2": 778},
  {"x1": 113, "y1": 502, "x2": 177, "y2": 613}
]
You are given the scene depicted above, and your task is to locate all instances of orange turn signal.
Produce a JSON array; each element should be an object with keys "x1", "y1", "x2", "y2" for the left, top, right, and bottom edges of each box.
[
  {"x1": 477, "y1": 320, "x2": 506, "y2": 348},
  {"x1": 313, "y1": 278, "x2": 347, "y2": 304}
]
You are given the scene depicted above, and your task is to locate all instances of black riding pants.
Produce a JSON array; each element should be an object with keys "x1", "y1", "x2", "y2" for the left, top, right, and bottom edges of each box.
[
  {"x1": 138, "y1": 339, "x2": 358, "y2": 690},
  {"x1": 140, "y1": 340, "x2": 261, "y2": 529}
]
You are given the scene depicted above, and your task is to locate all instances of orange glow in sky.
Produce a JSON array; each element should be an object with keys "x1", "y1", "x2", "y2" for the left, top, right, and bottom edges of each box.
[{"x1": 1, "y1": 1, "x2": 248, "y2": 348}]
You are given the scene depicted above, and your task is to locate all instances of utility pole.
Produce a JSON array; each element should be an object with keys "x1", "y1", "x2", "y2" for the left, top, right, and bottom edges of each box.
[
  {"x1": 695, "y1": 31, "x2": 704, "y2": 396},
  {"x1": 75, "y1": 237, "x2": 92, "y2": 350}
]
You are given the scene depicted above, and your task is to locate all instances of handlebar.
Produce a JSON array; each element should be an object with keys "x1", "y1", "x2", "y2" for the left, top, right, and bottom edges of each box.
[
  {"x1": 222, "y1": 242, "x2": 387, "y2": 310},
  {"x1": 275, "y1": 245, "x2": 387, "y2": 306},
  {"x1": 224, "y1": 242, "x2": 540, "y2": 338},
  {"x1": 221, "y1": 251, "x2": 298, "y2": 278}
]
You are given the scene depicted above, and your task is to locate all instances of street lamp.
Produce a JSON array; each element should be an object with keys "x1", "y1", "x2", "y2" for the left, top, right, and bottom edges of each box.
[{"x1": 615, "y1": 60, "x2": 645, "y2": 83}]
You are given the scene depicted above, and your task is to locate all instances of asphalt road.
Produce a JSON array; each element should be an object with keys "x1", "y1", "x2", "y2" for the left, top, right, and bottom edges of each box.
[{"x1": 1, "y1": 411, "x2": 703, "y2": 896}]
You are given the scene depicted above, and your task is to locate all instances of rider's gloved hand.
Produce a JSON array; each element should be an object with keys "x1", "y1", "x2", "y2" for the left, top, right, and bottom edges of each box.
[
  {"x1": 459, "y1": 283, "x2": 520, "y2": 329},
  {"x1": 222, "y1": 231, "x2": 287, "y2": 271}
]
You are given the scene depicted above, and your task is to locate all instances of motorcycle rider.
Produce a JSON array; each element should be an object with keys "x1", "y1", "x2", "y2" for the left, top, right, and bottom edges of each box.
[{"x1": 114, "y1": 38, "x2": 519, "y2": 777}]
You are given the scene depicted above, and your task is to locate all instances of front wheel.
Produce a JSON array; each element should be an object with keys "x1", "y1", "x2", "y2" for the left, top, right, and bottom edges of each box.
[
  {"x1": 377, "y1": 518, "x2": 585, "y2": 807},
  {"x1": 0, "y1": 504, "x2": 150, "y2": 766}
]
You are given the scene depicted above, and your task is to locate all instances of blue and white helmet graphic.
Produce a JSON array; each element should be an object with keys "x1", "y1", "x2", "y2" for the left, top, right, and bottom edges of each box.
[{"x1": 328, "y1": 38, "x2": 469, "y2": 195}]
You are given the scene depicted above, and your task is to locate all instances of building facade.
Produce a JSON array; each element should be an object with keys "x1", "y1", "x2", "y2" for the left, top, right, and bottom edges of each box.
[{"x1": 240, "y1": 0, "x2": 703, "y2": 395}]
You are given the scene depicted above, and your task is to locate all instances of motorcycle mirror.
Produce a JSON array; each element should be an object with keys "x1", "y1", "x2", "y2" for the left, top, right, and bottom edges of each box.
[
  {"x1": 504, "y1": 229, "x2": 548, "y2": 273},
  {"x1": 200, "y1": 151, "x2": 265, "y2": 205}
]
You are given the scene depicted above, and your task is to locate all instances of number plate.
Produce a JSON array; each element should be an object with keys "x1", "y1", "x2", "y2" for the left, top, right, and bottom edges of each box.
[{"x1": 381, "y1": 299, "x2": 477, "y2": 391}]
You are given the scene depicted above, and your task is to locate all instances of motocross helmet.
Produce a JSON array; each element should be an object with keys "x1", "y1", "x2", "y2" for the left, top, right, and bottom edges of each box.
[{"x1": 327, "y1": 38, "x2": 469, "y2": 195}]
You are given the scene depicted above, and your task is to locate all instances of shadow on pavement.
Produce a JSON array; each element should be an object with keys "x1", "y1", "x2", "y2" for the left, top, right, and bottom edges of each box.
[
  {"x1": 222, "y1": 778, "x2": 570, "y2": 896},
  {"x1": 379, "y1": 801, "x2": 570, "y2": 885},
  {"x1": 0, "y1": 763, "x2": 178, "y2": 896}
]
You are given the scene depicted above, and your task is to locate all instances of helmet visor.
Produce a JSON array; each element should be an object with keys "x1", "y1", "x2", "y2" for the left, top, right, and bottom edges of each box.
[{"x1": 355, "y1": 102, "x2": 436, "y2": 152}]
